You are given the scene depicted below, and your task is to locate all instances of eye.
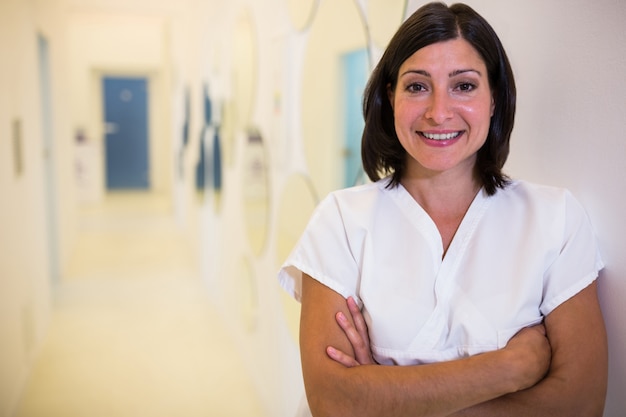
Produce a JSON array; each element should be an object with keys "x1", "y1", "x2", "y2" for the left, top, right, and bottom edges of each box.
[
  {"x1": 455, "y1": 82, "x2": 477, "y2": 92},
  {"x1": 406, "y1": 82, "x2": 427, "y2": 93}
]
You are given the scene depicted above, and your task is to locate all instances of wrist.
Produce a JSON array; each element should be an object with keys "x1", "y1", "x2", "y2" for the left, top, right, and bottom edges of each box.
[{"x1": 497, "y1": 348, "x2": 530, "y2": 393}]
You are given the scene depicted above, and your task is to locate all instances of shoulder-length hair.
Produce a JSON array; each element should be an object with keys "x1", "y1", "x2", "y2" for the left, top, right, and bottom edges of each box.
[{"x1": 361, "y1": 2, "x2": 515, "y2": 196}]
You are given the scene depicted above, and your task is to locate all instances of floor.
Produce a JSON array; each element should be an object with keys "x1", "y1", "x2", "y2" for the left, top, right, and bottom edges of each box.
[{"x1": 15, "y1": 192, "x2": 267, "y2": 417}]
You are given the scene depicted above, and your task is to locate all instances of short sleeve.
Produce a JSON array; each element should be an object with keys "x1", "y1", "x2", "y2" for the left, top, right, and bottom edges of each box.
[
  {"x1": 540, "y1": 190, "x2": 604, "y2": 316},
  {"x1": 277, "y1": 193, "x2": 362, "y2": 304}
]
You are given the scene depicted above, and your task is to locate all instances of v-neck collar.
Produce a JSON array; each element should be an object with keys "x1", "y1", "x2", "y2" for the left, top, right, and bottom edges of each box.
[{"x1": 385, "y1": 182, "x2": 490, "y2": 266}]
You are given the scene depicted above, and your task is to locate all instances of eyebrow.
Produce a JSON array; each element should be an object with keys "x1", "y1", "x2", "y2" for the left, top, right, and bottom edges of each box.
[
  {"x1": 401, "y1": 69, "x2": 483, "y2": 78},
  {"x1": 450, "y1": 69, "x2": 482, "y2": 77}
]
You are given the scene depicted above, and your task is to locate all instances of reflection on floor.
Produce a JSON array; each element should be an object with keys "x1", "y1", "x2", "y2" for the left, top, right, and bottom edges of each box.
[{"x1": 15, "y1": 192, "x2": 266, "y2": 417}]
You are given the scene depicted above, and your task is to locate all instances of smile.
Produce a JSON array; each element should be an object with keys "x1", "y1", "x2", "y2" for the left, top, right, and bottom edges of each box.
[{"x1": 420, "y1": 131, "x2": 463, "y2": 141}]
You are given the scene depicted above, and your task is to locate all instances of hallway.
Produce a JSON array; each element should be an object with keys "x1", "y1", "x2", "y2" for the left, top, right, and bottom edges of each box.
[{"x1": 14, "y1": 193, "x2": 267, "y2": 417}]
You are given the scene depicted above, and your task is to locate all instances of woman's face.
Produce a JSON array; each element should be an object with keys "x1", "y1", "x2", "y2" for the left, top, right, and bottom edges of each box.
[{"x1": 388, "y1": 37, "x2": 494, "y2": 181}]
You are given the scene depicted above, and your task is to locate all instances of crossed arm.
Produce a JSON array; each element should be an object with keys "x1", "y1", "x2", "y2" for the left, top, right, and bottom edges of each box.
[{"x1": 299, "y1": 273, "x2": 607, "y2": 417}]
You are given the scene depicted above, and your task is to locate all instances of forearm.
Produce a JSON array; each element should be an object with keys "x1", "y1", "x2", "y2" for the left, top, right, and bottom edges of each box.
[
  {"x1": 450, "y1": 372, "x2": 605, "y2": 417},
  {"x1": 304, "y1": 348, "x2": 532, "y2": 417}
]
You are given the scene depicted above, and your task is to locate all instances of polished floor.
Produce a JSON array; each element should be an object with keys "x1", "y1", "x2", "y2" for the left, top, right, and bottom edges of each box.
[{"x1": 15, "y1": 192, "x2": 266, "y2": 417}]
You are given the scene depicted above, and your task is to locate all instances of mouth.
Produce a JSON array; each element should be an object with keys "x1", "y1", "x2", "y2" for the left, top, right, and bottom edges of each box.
[{"x1": 419, "y1": 131, "x2": 464, "y2": 141}]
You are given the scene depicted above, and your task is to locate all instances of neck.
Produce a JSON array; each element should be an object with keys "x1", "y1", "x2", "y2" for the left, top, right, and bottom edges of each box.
[
  {"x1": 401, "y1": 172, "x2": 481, "y2": 257},
  {"x1": 400, "y1": 170, "x2": 481, "y2": 216}
]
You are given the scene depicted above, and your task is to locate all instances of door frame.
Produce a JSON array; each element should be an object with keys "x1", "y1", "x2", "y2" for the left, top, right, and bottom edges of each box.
[{"x1": 38, "y1": 33, "x2": 60, "y2": 284}]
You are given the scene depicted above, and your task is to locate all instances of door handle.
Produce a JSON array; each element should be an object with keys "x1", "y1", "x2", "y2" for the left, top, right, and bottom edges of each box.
[{"x1": 104, "y1": 122, "x2": 119, "y2": 135}]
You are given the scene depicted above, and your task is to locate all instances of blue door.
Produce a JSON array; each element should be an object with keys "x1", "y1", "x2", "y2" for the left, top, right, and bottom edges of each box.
[
  {"x1": 103, "y1": 77, "x2": 149, "y2": 189},
  {"x1": 342, "y1": 49, "x2": 369, "y2": 187}
]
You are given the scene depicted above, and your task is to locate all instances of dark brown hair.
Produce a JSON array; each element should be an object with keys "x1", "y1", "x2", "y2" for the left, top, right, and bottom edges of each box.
[{"x1": 361, "y1": 2, "x2": 515, "y2": 195}]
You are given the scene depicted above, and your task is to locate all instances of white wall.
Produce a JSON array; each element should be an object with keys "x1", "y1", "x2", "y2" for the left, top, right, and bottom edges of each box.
[
  {"x1": 0, "y1": 0, "x2": 74, "y2": 415},
  {"x1": 486, "y1": 2, "x2": 626, "y2": 414}
]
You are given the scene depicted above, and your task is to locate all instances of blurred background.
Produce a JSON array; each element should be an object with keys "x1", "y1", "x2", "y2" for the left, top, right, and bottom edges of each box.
[{"x1": 1, "y1": 0, "x2": 625, "y2": 416}]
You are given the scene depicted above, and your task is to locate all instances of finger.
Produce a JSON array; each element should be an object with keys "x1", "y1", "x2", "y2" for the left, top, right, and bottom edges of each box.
[
  {"x1": 347, "y1": 297, "x2": 370, "y2": 348},
  {"x1": 344, "y1": 298, "x2": 376, "y2": 365},
  {"x1": 336, "y1": 312, "x2": 370, "y2": 363},
  {"x1": 326, "y1": 346, "x2": 359, "y2": 367},
  {"x1": 336, "y1": 311, "x2": 362, "y2": 346}
]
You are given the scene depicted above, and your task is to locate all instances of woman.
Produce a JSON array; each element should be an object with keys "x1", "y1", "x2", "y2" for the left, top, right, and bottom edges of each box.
[{"x1": 278, "y1": 2, "x2": 607, "y2": 416}]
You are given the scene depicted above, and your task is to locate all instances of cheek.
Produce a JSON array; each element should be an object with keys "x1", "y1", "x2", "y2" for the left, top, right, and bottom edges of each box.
[
  {"x1": 393, "y1": 101, "x2": 421, "y2": 127},
  {"x1": 460, "y1": 102, "x2": 493, "y2": 128}
]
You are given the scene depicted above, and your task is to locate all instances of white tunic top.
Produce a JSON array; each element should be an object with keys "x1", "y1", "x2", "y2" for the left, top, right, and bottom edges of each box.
[{"x1": 278, "y1": 179, "x2": 603, "y2": 366}]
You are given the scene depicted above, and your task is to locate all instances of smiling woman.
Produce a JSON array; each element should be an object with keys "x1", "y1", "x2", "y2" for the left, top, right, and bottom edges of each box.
[
  {"x1": 278, "y1": 3, "x2": 607, "y2": 416},
  {"x1": 361, "y1": 5, "x2": 515, "y2": 197},
  {"x1": 388, "y1": 38, "x2": 495, "y2": 187}
]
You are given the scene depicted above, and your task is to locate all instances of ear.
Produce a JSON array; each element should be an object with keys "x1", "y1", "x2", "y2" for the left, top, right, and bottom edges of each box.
[
  {"x1": 387, "y1": 83, "x2": 395, "y2": 110},
  {"x1": 490, "y1": 95, "x2": 495, "y2": 117}
]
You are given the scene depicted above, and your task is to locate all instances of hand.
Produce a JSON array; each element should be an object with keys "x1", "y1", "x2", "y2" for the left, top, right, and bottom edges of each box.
[
  {"x1": 326, "y1": 296, "x2": 377, "y2": 367},
  {"x1": 504, "y1": 323, "x2": 552, "y2": 391}
]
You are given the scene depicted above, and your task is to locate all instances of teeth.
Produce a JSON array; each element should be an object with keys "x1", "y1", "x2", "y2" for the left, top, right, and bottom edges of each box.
[{"x1": 422, "y1": 132, "x2": 461, "y2": 140}]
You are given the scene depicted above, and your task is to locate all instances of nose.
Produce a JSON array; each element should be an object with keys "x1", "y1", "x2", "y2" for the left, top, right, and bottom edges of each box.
[{"x1": 424, "y1": 90, "x2": 453, "y2": 124}]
